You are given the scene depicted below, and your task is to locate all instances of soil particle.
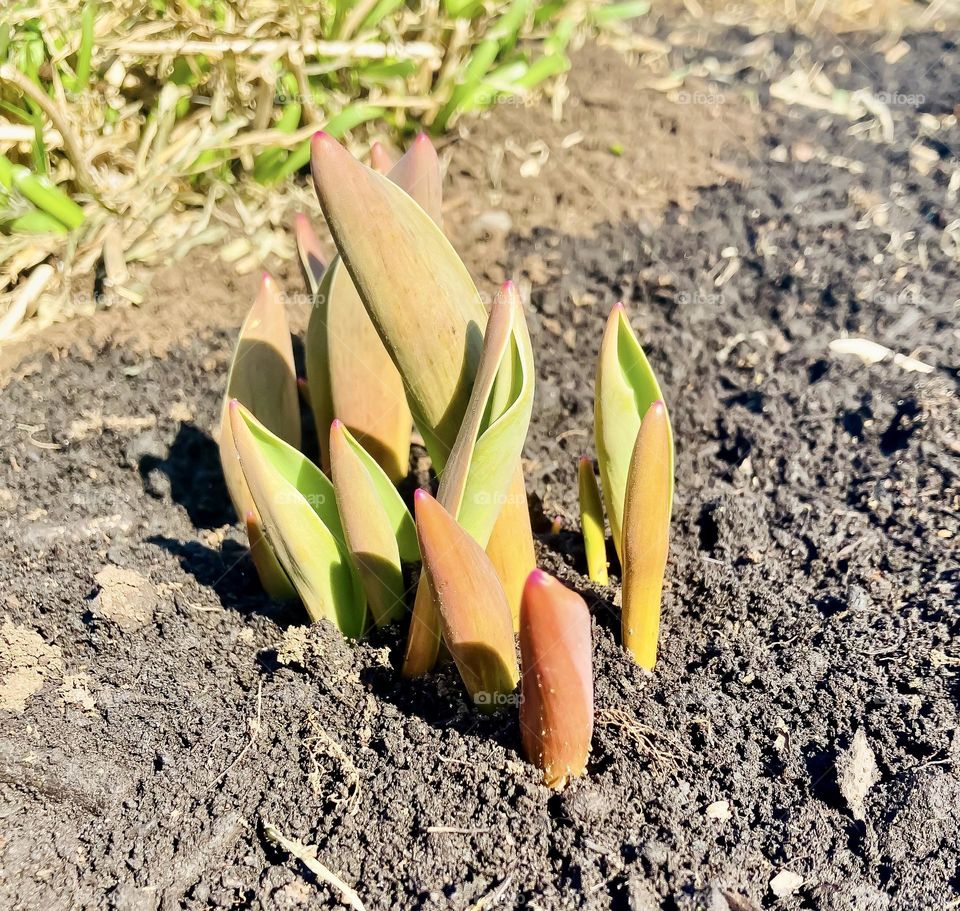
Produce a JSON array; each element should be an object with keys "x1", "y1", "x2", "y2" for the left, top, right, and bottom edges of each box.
[
  {"x1": 89, "y1": 566, "x2": 157, "y2": 631},
  {"x1": 0, "y1": 620, "x2": 63, "y2": 713},
  {"x1": 836, "y1": 728, "x2": 880, "y2": 821}
]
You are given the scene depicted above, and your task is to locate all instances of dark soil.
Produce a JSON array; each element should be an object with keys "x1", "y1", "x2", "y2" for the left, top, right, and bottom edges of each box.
[{"x1": 2, "y1": 28, "x2": 959, "y2": 911}]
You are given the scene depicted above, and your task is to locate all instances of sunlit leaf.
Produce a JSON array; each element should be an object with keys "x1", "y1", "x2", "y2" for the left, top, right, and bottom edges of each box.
[
  {"x1": 385, "y1": 132, "x2": 442, "y2": 227},
  {"x1": 403, "y1": 283, "x2": 534, "y2": 672},
  {"x1": 414, "y1": 489, "x2": 519, "y2": 711},
  {"x1": 594, "y1": 302, "x2": 672, "y2": 561},
  {"x1": 484, "y1": 465, "x2": 536, "y2": 628},
  {"x1": 311, "y1": 131, "x2": 485, "y2": 460},
  {"x1": 219, "y1": 273, "x2": 300, "y2": 596},
  {"x1": 436, "y1": 281, "x2": 534, "y2": 547},
  {"x1": 307, "y1": 257, "x2": 412, "y2": 479},
  {"x1": 330, "y1": 419, "x2": 418, "y2": 626},
  {"x1": 229, "y1": 401, "x2": 366, "y2": 636},
  {"x1": 312, "y1": 134, "x2": 536, "y2": 665},
  {"x1": 578, "y1": 456, "x2": 608, "y2": 585},
  {"x1": 621, "y1": 400, "x2": 672, "y2": 670},
  {"x1": 305, "y1": 134, "x2": 443, "y2": 480},
  {"x1": 220, "y1": 272, "x2": 301, "y2": 518}
]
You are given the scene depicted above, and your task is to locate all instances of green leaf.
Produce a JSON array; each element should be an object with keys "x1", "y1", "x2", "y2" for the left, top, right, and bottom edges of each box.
[
  {"x1": 73, "y1": 1, "x2": 96, "y2": 93},
  {"x1": 230, "y1": 402, "x2": 367, "y2": 636},
  {"x1": 594, "y1": 303, "x2": 672, "y2": 561},
  {"x1": 333, "y1": 420, "x2": 419, "y2": 563},
  {"x1": 577, "y1": 457, "x2": 608, "y2": 585},
  {"x1": 0, "y1": 156, "x2": 84, "y2": 229},
  {"x1": 220, "y1": 272, "x2": 301, "y2": 518},
  {"x1": 330, "y1": 420, "x2": 417, "y2": 626},
  {"x1": 621, "y1": 400, "x2": 672, "y2": 670},
  {"x1": 305, "y1": 134, "x2": 440, "y2": 480},
  {"x1": 324, "y1": 103, "x2": 388, "y2": 139},
  {"x1": 437, "y1": 280, "x2": 534, "y2": 549}
]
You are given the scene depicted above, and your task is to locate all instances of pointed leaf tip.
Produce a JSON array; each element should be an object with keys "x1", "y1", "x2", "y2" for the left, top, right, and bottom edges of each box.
[
  {"x1": 369, "y1": 141, "x2": 394, "y2": 174},
  {"x1": 527, "y1": 568, "x2": 551, "y2": 588},
  {"x1": 415, "y1": 490, "x2": 519, "y2": 709}
]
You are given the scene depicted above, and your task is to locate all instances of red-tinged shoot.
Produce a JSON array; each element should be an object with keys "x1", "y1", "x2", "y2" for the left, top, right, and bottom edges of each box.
[
  {"x1": 294, "y1": 213, "x2": 326, "y2": 293},
  {"x1": 413, "y1": 489, "x2": 519, "y2": 711},
  {"x1": 519, "y1": 570, "x2": 594, "y2": 789},
  {"x1": 369, "y1": 140, "x2": 396, "y2": 174}
]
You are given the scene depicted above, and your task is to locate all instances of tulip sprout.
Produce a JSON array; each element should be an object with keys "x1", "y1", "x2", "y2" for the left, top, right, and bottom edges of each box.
[
  {"x1": 217, "y1": 131, "x2": 676, "y2": 788},
  {"x1": 520, "y1": 570, "x2": 594, "y2": 789},
  {"x1": 577, "y1": 456, "x2": 608, "y2": 585}
]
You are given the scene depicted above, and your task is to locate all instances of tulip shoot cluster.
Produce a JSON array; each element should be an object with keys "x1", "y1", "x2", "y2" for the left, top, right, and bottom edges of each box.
[{"x1": 218, "y1": 131, "x2": 674, "y2": 788}]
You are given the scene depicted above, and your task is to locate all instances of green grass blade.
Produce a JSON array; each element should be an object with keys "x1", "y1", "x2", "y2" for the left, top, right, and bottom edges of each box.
[
  {"x1": 591, "y1": 0, "x2": 651, "y2": 25},
  {"x1": 73, "y1": 2, "x2": 96, "y2": 93}
]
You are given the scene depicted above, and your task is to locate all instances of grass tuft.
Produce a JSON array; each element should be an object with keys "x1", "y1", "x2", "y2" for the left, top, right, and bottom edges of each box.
[{"x1": 0, "y1": 0, "x2": 643, "y2": 337}]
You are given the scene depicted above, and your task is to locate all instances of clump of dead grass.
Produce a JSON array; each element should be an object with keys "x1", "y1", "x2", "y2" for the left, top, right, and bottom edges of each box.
[{"x1": 0, "y1": 0, "x2": 641, "y2": 340}]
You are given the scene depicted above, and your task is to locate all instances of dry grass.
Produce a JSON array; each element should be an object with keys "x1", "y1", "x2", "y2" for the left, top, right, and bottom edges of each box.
[
  {"x1": 1, "y1": 0, "x2": 637, "y2": 339},
  {"x1": 0, "y1": 0, "x2": 952, "y2": 341}
]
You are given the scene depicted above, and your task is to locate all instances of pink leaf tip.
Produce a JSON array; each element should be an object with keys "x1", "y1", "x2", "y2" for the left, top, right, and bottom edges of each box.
[
  {"x1": 311, "y1": 131, "x2": 340, "y2": 159},
  {"x1": 527, "y1": 568, "x2": 551, "y2": 588},
  {"x1": 331, "y1": 418, "x2": 343, "y2": 430},
  {"x1": 414, "y1": 488, "x2": 429, "y2": 505}
]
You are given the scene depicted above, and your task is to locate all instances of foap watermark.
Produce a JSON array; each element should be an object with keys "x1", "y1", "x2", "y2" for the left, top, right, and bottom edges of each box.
[
  {"x1": 676, "y1": 290, "x2": 725, "y2": 307},
  {"x1": 275, "y1": 489, "x2": 327, "y2": 507},
  {"x1": 471, "y1": 490, "x2": 527, "y2": 507},
  {"x1": 874, "y1": 286, "x2": 929, "y2": 309},
  {"x1": 473, "y1": 89, "x2": 536, "y2": 109},
  {"x1": 874, "y1": 90, "x2": 926, "y2": 108},
  {"x1": 473, "y1": 690, "x2": 519, "y2": 708},
  {"x1": 675, "y1": 90, "x2": 726, "y2": 106}
]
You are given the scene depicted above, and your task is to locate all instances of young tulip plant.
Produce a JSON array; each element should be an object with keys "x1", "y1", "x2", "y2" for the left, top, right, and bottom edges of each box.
[{"x1": 217, "y1": 131, "x2": 673, "y2": 789}]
